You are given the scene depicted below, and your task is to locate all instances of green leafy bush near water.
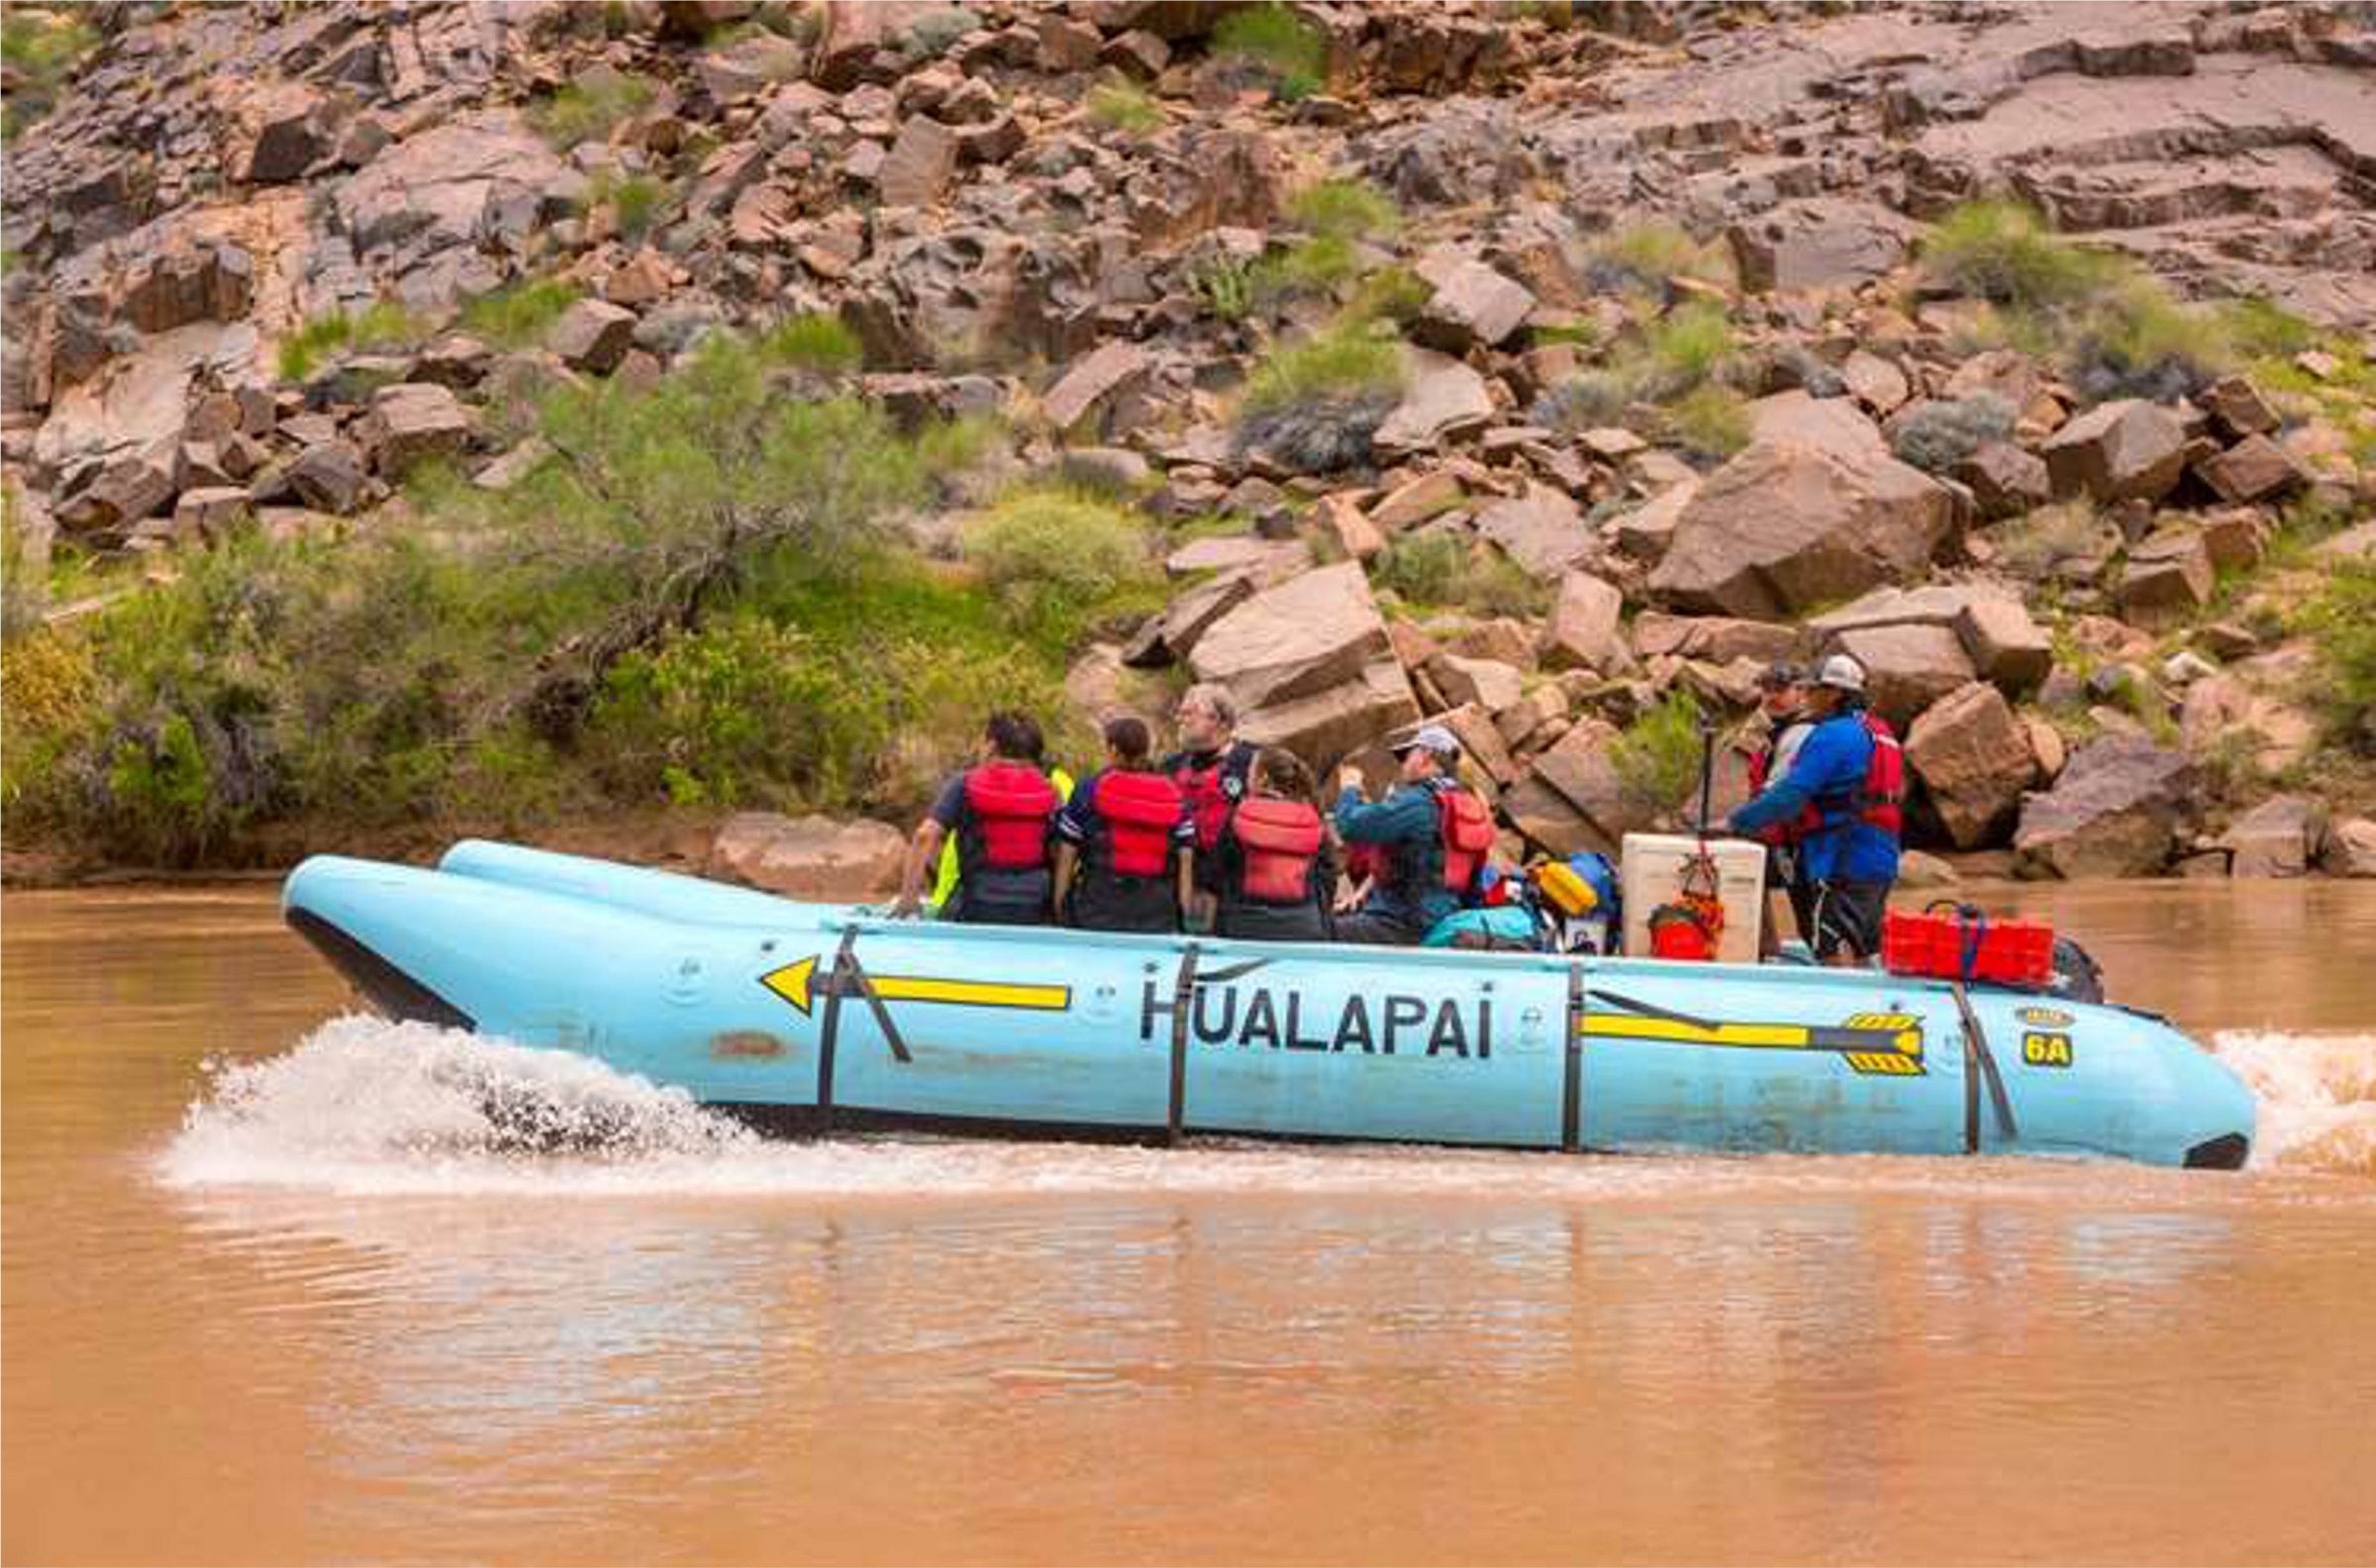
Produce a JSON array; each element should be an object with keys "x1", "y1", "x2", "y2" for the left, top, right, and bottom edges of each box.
[
  {"x1": 0, "y1": 335, "x2": 1121, "y2": 862},
  {"x1": 2303, "y1": 559, "x2": 2376, "y2": 753}
]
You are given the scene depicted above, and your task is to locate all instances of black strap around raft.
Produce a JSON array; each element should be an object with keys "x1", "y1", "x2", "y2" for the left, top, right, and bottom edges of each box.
[
  {"x1": 1561, "y1": 961, "x2": 1587, "y2": 1154},
  {"x1": 815, "y1": 926, "x2": 861, "y2": 1129},
  {"x1": 1165, "y1": 942, "x2": 1200, "y2": 1145},
  {"x1": 1949, "y1": 977, "x2": 2018, "y2": 1153}
]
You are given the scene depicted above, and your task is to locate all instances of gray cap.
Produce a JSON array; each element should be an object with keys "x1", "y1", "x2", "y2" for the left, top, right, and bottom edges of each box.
[
  {"x1": 1755, "y1": 660, "x2": 1808, "y2": 690},
  {"x1": 1815, "y1": 653, "x2": 1867, "y2": 693},
  {"x1": 1390, "y1": 723, "x2": 1462, "y2": 757}
]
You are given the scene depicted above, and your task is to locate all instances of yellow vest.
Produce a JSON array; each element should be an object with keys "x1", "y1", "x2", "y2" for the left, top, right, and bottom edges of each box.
[{"x1": 929, "y1": 765, "x2": 1074, "y2": 912}]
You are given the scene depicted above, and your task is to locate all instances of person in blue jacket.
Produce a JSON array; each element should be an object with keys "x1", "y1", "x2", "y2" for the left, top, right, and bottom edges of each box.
[
  {"x1": 1725, "y1": 654, "x2": 1902, "y2": 966},
  {"x1": 1332, "y1": 724, "x2": 1472, "y2": 945}
]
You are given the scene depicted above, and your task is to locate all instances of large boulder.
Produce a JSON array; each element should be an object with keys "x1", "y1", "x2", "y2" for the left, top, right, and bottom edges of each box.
[
  {"x1": 1414, "y1": 260, "x2": 1535, "y2": 352},
  {"x1": 708, "y1": 812, "x2": 907, "y2": 899},
  {"x1": 356, "y1": 382, "x2": 473, "y2": 473},
  {"x1": 2012, "y1": 735, "x2": 2193, "y2": 879},
  {"x1": 1540, "y1": 571, "x2": 1629, "y2": 673},
  {"x1": 1040, "y1": 341, "x2": 1149, "y2": 437},
  {"x1": 1524, "y1": 719, "x2": 1660, "y2": 849},
  {"x1": 336, "y1": 116, "x2": 568, "y2": 291},
  {"x1": 2039, "y1": 398, "x2": 2187, "y2": 503},
  {"x1": 1726, "y1": 197, "x2": 1911, "y2": 293},
  {"x1": 233, "y1": 82, "x2": 342, "y2": 183},
  {"x1": 1808, "y1": 583, "x2": 2051, "y2": 694},
  {"x1": 2218, "y1": 796, "x2": 2326, "y2": 879},
  {"x1": 1371, "y1": 349, "x2": 1493, "y2": 457},
  {"x1": 2322, "y1": 817, "x2": 2376, "y2": 878},
  {"x1": 1476, "y1": 481, "x2": 1589, "y2": 581},
  {"x1": 1630, "y1": 613, "x2": 1797, "y2": 666},
  {"x1": 1238, "y1": 658, "x2": 1421, "y2": 771},
  {"x1": 286, "y1": 440, "x2": 367, "y2": 515},
  {"x1": 1189, "y1": 562, "x2": 1393, "y2": 711},
  {"x1": 878, "y1": 116, "x2": 959, "y2": 207},
  {"x1": 1905, "y1": 681, "x2": 2034, "y2": 848},
  {"x1": 2117, "y1": 531, "x2": 2214, "y2": 627},
  {"x1": 1827, "y1": 623, "x2": 1977, "y2": 730},
  {"x1": 549, "y1": 299, "x2": 638, "y2": 374},
  {"x1": 2194, "y1": 434, "x2": 2306, "y2": 504},
  {"x1": 1646, "y1": 441, "x2": 1959, "y2": 619}
]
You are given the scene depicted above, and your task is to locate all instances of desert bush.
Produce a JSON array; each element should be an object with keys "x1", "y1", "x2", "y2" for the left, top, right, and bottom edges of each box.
[
  {"x1": 1663, "y1": 383, "x2": 1751, "y2": 465},
  {"x1": 962, "y1": 488, "x2": 1157, "y2": 642},
  {"x1": 1581, "y1": 220, "x2": 1733, "y2": 299},
  {"x1": 1086, "y1": 77, "x2": 1162, "y2": 134},
  {"x1": 2217, "y1": 296, "x2": 2319, "y2": 359},
  {"x1": 1, "y1": 7, "x2": 98, "y2": 142},
  {"x1": 1255, "y1": 234, "x2": 1362, "y2": 301},
  {"x1": 585, "y1": 169, "x2": 674, "y2": 241},
  {"x1": 532, "y1": 69, "x2": 656, "y2": 148},
  {"x1": 1236, "y1": 322, "x2": 1407, "y2": 473},
  {"x1": 2067, "y1": 274, "x2": 2234, "y2": 403},
  {"x1": 762, "y1": 312, "x2": 862, "y2": 374},
  {"x1": 456, "y1": 276, "x2": 582, "y2": 349},
  {"x1": 1889, "y1": 392, "x2": 2017, "y2": 474},
  {"x1": 1212, "y1": 2, "x2": 1328, "y2": 97},
  {"x1": 1343, "y1": 263, "x2": 1431, "y2": 326},
  {"x1": 275, "y1": 300, "x2": 426, "y2": 382},
  {"x1": 1193, "y1": 253, "x2": 1257, "y2": 322},
  {"x1": 1287, "y1": 178, "x2": 1399, "y2": 243},
  {"x1": 1992, "y1": 499, "x2": 2113, "y2": 580},
  {"x1": 2303, "y1": 558, "x2": 2376, "y2": 753},
  {"x1": 1532, "y1": 369, "x2": 1635, "y2": 434},
  {"x1": 1371, "y1": 533, "x2": 1551, "y2": 619},
  {"x1": 1637, "y1": 301, "x2": 1737, "y2": 397},
  {"x1": 1611, "y1": 691, "x2": 1708, "y2": 816},
  {"x1": 1922, "y1": 200, "x2": 2117, "y2": 310}
]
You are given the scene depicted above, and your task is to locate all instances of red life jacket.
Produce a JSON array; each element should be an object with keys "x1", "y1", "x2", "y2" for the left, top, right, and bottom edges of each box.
[
  {"x1": 1088, "y1": 770, "x2": 1184, "y2": 879},
  {"x1": 1761, "y1": 713, "x2": 1904, "y2": 844},
  {"x1": 1433, "y1": 783, "x2": 1496, "y2": 896},
  {"x1": 1229, "y1": 797, "x2": 1323, "y2": 904},
  {"x1": 960, "y1": 761, "x2": 1057, "y2": 871},
  {"x1": 1169, "y1": 742, "x2": 1252, "y2": 856}
]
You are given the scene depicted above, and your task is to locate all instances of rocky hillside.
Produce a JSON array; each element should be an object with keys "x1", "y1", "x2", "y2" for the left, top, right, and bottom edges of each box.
[{"x1": 3, "y1": 0, "x2": 2374, "y2": 885}]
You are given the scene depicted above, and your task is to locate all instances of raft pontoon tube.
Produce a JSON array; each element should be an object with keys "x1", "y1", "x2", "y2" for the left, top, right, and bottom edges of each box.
[{"x1": 283, "y1": 841, "x2": 2255, "y2": 1169}]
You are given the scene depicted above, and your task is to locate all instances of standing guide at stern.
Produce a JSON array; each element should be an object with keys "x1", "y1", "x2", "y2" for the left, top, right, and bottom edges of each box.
[{"x1": 1725, "y1": 654, "x2": 1903, "y2": 965}]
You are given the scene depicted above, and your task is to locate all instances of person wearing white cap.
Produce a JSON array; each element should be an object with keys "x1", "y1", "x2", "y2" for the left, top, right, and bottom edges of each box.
[
  {"x1": 1724, "y1": 653, "x2": 1904, "y2": 965},
  {"x1": 1331, "y1": 723, "x2": 1496, "y2": 945}
]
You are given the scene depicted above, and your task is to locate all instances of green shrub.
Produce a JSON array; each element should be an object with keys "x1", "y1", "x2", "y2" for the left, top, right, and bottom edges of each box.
[
  {"x1": 1193, "y1": 253, "x2": 1257, "y2": 322},
  {"x1": 1611, "y1": 691, "x2": 1707, "y2": 816},
  {"x1": 1583, "y1": 220, "x2": 1732, "y2": 298},
  {"x1": 532, "y1": 70, "x2": 657, "y2": 149},
  {"x1": 2068, "y1": 274, "x2": 2234, "y2": 403},
  {"x1": 2217, "y1": 296, "x2": 2319, "y2": 359},
  {"x1": 1889, "y1": 392, "x2": 2016, "y2": 474},
  {"x1": 962, "y1": 488, "x2": 1156, "y2": 641},
  {"x1": 1533, "y1": 369, "x2": 1635, "y2": 434},
  {"x1": 1663, "y1": 383, "x2": 1750, "y2": 465},
  {"x1": 457, "y1": 277, "x2": 582, "y2": 348},
  {"x1": 1240, "y1": 322, "x2": 1405, "y2": 417},
  {"x1": 1370, "y1": 534, "x2": 1551, "y2": 619},
  {"x1": 1343, "y1": 263, "x2": 1430, "y2": 326},
  {"x1": 1287, "y1": 178, "x2": 1398, "y2": 242},
  {"x1": 585, "y1": 169, "x2": 673, "y2": 241},
  {"x1": 1638, "y1": 301, "x2": 1736, "y2": 396},
  {"x1": 275, "y1": 300, "x2": 426, "y2": 382},
  {"x1": 1086, "y1": 77, "x2": 1163, "y2": 134},
  {"x1": 1922, "y1": 200, "x2": 2118, "y2": 310},
  {"x1": 1, "y1": 8, "x2": 98, "y2": 142},
  {"x1": 1212, "y1": 2, "x2": 1328, "y2": 90},
  {"x1": 2303, "y1": 559, "x2": 2376, "y2": 751},
  {"x1": 762, "y1": 312, "x2": 862, "y2": 374},
  {"x1": 1255, "y1": 234, "x2": 1362, "y2": 301}
]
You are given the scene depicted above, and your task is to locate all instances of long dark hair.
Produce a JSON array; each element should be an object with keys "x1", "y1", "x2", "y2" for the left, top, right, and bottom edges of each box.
[
  {"x1": 1251, "y1": 746, "x2": 1318, "y2": 807},
  {"x1": 1105, "y1": 715, "x2": 1154, "y2": 772}
]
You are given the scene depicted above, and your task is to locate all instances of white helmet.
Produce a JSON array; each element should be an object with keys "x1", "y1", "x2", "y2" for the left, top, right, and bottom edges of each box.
[{"x1": 1815, "y1": 653, "x2": 1867, "y2": 694}]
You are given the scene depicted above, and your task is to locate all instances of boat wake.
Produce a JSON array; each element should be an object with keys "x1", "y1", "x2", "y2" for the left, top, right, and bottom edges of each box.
[
  {"x1": 157, "y1": 1015, "x2": 2376, "y2": 1197},
  {"x1": 2211, "y1": 1029, "x2": 2376, "y2": 1178}
]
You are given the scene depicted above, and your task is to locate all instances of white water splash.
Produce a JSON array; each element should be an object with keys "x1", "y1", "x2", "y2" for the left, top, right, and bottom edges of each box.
[
  {"x1": 160, "y1": 1016, "x2": 2376, "y2": 1200},
  {"x1": 2212, "y1": 1030, "x2": 2376, "y2": 1177}
]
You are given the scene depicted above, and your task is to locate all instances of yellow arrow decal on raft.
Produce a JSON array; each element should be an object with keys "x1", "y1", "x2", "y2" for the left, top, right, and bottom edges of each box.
[
  {"x1": 760, "y1": 955, "x2": 1072, "y2": 1019},
  {"x1": 1580, "y1": 1011, "x2": 1925, "y2": 1076}
]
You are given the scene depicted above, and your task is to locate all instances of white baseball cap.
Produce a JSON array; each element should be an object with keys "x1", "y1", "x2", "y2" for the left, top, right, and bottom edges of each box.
[{"x1": 1815, "y1": 653, "x2": 1867, "y2": 693}]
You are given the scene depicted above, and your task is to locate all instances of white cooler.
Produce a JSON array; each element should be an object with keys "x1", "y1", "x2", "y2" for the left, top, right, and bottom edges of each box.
[{"x1": 1620, "y1": 833, "x2": 1767, "y2": 963}]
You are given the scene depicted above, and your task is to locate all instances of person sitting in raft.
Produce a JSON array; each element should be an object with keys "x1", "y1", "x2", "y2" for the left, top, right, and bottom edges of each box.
[
  {"x1": 1161, "y1": 682, "x2": 1260, "y2": 931},
  {"x1": 1212, "y1": 746, "x2": 1338, "y2": 942},
  {"x1": 1051, "y1": 716, "x2": 1196, "y2": 933},
  {"x1": 925, "y1": 720, "x2": 1072, "y2": 917},
  {"x1": 1724, "y1": 653, "x2": 1904, "y2": 967},
  {"x1": 1744, "y1": 660, "x2": 1814, "y2": 958},
  {"x1": 894, "y1": 711, "x2": 1062, "y2": 926},
  {"x1": 1331, "y1": 724, "x2": 1496, "y2": 946}
]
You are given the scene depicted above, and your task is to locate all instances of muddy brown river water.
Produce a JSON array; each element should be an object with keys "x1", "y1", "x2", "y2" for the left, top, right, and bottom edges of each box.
[{"x1": 4, "y1": 881, "x2": 2373, "y2": 1565}]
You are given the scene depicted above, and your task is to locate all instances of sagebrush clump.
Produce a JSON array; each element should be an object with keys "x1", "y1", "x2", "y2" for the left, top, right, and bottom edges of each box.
[{"x1": 1889, "y1": 392, "x2": 2017, "y2": 474}]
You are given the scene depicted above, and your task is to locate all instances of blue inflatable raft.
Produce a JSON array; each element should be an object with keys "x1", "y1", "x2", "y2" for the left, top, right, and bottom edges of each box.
[{"x1": 280, "y1": 841, "x2": 2256, "y2": 1169}]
